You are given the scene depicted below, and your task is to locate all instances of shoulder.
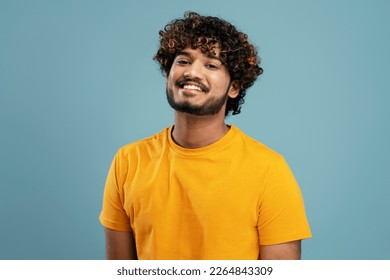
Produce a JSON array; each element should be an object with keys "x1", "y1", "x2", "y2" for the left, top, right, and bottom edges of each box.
[
  {"x1": 115, "y1": 127, "x2": 170, "y2": 160},
  {"x1": 231, "y1": 125, "x2": 282, "y2": 163}
]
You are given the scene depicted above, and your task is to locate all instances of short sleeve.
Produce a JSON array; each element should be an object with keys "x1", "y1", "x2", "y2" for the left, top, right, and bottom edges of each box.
[
  {"x1": 99, "y1": 152, "x2": 131, "y2": 232},
  {"x1": 257, "y1": 156, "x2": 311, "y2": 245}
]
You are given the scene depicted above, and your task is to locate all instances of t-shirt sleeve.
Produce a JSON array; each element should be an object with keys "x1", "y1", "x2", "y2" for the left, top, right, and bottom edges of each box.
[
  {"x1": 257, "y1": 155, "x2": 312, "y2": 245},
  {"x1": 99, "y1": 151, "x2": 131, "y2": 232}
]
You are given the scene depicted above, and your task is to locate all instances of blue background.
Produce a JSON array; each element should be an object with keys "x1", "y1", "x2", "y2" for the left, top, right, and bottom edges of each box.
[{"x1": 1, "y1": 0, "x2": 389, "y2": 259}]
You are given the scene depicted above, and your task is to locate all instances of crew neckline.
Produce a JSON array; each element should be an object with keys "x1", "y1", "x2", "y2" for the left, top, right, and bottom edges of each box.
[{"x1": 167, "y1": 125, "x2": 237, "y2": 157}]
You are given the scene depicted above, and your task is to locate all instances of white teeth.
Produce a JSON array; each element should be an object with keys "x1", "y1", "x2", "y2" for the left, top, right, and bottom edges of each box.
[{"x1": 183, "y1": 84, "x2": 202, "y2": 91}]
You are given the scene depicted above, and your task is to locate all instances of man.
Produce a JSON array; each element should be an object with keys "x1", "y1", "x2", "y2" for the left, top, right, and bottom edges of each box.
[{"x1": 99, "y1": 12, "x2": 311, "y2": 260}]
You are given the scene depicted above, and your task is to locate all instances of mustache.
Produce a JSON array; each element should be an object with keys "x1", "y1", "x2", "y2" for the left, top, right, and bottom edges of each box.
[{"x1": 175, "y1": 77, "x2": 209, "y2": 93}]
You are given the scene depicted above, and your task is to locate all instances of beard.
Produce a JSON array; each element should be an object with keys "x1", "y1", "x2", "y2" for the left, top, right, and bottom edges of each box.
[{"x1": 166, "y1": 86, "x2": 229, "y2": 116}]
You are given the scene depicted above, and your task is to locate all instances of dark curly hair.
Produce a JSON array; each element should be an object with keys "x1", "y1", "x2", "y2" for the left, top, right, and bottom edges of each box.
[{"x1": 153, "y1": 11, "x2": 263, "y2": 116}]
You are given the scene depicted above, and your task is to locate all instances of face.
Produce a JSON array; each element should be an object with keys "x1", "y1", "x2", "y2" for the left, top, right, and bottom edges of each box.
[{"x1": 166, "y1": 46, "x2": 239, "y2": 116}]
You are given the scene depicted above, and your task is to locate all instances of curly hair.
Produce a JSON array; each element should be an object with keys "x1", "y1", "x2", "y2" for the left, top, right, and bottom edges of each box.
[{"x1": 153, "y1": 11, "x2": 263, "y2": 116}]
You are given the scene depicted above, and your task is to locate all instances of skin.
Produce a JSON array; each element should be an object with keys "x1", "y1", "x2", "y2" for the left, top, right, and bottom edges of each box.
[
  {"x1": 259, "y1": 241, "x2": 301, "y2": 260},
  {"x1": 104, "y1": 227, "x2": 137, "y2": 260},
  {"x1": 104, "y1": 46, "x2": 302, "y2": 260}
]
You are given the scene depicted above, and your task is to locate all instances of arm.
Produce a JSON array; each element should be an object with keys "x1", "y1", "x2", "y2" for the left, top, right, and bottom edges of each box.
[
  {"x1": 259, "y1": 240, "x2": 301, "y2": 260},
  {"x1": 104, "y1": 227, "x2": 138, "y2": 260}
]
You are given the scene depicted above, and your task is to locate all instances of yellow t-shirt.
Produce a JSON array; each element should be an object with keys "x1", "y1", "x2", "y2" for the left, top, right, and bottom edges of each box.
[{"x1": 99, "y1": 125, "x2": 311, "y2": 259}]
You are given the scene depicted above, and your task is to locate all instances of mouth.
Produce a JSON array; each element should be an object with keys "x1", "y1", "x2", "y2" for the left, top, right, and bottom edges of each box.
[
  {"x1": 183, "y1": 84, "x2": 203, "y2": 92},
  {"x1": 176, "y1": 78, "x2": 209, "y2": 93}
]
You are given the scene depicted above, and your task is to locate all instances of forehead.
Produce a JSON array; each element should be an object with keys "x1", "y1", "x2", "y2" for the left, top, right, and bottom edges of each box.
[{"x1": 177, "y1": 45, "x2": 222, "y2": 59}]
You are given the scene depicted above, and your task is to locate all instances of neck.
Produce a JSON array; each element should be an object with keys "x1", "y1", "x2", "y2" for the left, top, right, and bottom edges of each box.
[{"x1": 172, "y1": 111, "x2": 229, "y2": 149}]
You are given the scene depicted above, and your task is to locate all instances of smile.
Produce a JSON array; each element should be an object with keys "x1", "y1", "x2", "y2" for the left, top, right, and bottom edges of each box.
[
  {"x1": 183, "y1": 84, "x2": 203, "y2": 91},
  {"x1": 176, "y1": 77, "x2": 209, "y2": 93}
]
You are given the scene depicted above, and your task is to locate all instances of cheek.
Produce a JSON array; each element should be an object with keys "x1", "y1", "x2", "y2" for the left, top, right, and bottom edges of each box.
[
  {"x1": 167, "y1": 76, "x2": 175, "y2": 89},
  {"x1": 166, "y1": 71, "x2": 174, "y2": 85},
  {"x1": 167, "y1": 68, "x2": 179, "y2": 86},
  {"x1": 211, "y1": 74, "x2": 231, "y2": 91}
]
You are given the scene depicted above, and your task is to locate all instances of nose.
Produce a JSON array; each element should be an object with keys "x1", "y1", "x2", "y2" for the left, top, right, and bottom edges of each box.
[{"x1": 184, "y1": 60, "x2": 204, "y2": 80}]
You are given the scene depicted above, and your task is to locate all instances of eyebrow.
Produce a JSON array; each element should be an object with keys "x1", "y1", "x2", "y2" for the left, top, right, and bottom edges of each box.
[{"x1": 177, "y1": 51, "x2": 222, "y2": 62}]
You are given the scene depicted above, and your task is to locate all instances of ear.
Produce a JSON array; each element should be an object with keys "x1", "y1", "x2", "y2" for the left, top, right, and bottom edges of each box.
[{"x1": 228, "y1": 81, "x2": 240, "y2": 98}]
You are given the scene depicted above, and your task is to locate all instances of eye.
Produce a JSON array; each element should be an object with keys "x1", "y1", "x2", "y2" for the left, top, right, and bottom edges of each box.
[
  {"x1": 176, "y1": 58, "x2": 190, "y2": 65},
  {"x1": 206, "y1": 63, "x2": 220, "y2": 70}
]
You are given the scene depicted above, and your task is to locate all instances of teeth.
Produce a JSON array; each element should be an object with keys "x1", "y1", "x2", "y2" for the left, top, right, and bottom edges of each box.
[{"x1": 183, "y1": 84, "x2": 202, "y2": 91}]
